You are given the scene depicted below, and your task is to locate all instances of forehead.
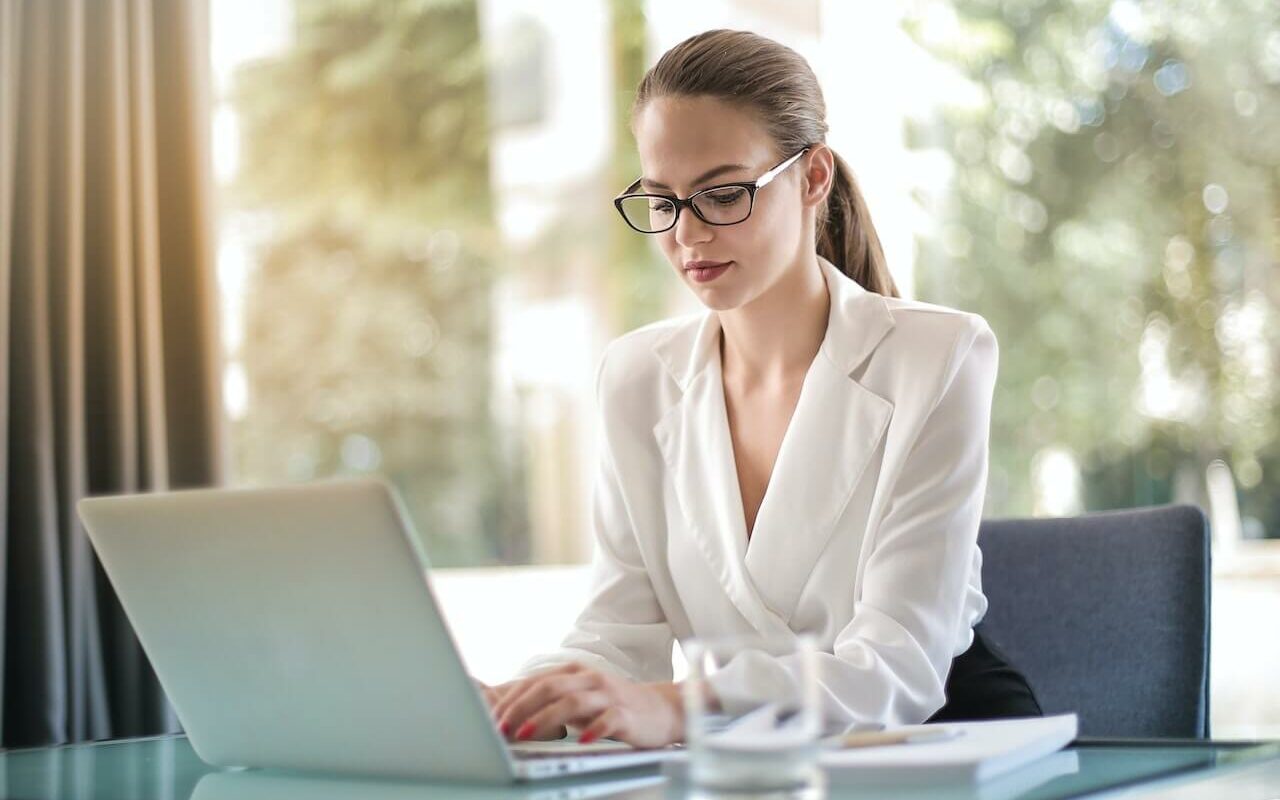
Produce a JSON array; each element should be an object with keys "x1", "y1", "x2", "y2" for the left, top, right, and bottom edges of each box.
[{"x1": 633, "y1": 96, "x2": 777, "y2": 187}]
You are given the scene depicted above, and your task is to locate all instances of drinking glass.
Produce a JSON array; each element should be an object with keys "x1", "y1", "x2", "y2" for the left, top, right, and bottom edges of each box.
[{"x1": 680, "y1": 633, "x2": 824, "y2": 795}]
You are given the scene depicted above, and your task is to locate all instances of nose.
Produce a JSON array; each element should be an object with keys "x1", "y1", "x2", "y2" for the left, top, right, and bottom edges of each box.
[{"x1": 673, "y1": 206, "x2": 713, "y2": 248}]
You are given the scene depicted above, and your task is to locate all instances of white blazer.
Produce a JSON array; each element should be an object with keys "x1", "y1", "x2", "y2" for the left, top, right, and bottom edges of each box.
[{"x1": 516, "y1": 255, "x2": 998, "y2": 730}]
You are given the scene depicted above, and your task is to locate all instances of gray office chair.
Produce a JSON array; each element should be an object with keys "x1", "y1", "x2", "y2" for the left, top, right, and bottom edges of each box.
[{"x1": 977, "y1": 504, "x2": 1211, "y2": 738}]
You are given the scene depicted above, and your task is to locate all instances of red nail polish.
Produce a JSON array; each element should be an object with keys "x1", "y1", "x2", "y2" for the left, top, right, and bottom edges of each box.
[
  {"x1": 578, "y1": 731, "x2": 597, "y2": 744},
  {"x1": 498, "y1": 721, "x2": 510, "y2": 736},
  {"x1": 515, "y1": 722, "x2": 535, "y2": 741}
]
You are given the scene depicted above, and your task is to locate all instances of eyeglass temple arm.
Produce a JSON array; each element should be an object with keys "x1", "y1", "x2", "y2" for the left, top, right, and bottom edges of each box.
[
  {"x1": 615, "y1": 178, "x2": 645, "y2": 200},
  {"x1": 755, "y1": 148, "x2": 810, "y2": 190},
  {"x1": 616, "y1": 147, "x2": 809, "y2": 199}
]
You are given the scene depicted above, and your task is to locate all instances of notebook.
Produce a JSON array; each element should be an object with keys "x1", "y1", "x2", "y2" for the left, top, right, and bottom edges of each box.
[{"x1": 821, "y1": 713, "x2": 1079, "y2": 787}]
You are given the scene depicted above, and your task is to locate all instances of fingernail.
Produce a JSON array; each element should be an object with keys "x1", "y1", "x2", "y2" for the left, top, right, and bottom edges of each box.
[
  {"x1": 515, "y1": 722, "x2": 535, "y2": 741},
  {"x1": 498, "y1": 721, "x2": 510, "y2": 736},
  {"x1": 578, "y1": 731, "x2": 597, "y2": 744}
]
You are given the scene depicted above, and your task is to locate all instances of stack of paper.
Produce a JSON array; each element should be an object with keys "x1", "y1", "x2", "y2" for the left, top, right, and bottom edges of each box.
[{"x1": 821, "y1": 713, "x2": 1079, "y2": 787}]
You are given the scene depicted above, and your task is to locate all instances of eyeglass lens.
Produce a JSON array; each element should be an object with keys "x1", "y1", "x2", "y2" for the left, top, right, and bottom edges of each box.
[{"x1": 617, "y1": 186, "x2": 752, "y2": 232}]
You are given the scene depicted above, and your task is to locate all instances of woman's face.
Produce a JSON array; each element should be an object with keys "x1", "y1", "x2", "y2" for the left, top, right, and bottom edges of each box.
[{"x1": 632, "y1": 96, "x2": 816, "y2": 312}]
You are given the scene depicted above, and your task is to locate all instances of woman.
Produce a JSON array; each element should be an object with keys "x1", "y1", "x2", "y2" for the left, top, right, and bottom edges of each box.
[{"x1": 482, "y1": 29, "x2": 1041, "y2": 748}]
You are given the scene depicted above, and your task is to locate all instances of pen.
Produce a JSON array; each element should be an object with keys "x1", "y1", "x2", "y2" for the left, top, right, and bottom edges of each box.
[{"x1": 828, "y1": 727, "x2": 963, "y2": 749}]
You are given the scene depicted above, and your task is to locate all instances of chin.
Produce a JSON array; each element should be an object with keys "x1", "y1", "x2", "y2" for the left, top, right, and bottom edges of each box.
[
  {"x1": 697, "y1": 296, "x2": 738, "y2": 313},
  {"x1": 673, "y1": 261, "x2": 759, "y2": 312},
  {"x1": 687, "y1": 283, "x2": 751, "y2": 313}
]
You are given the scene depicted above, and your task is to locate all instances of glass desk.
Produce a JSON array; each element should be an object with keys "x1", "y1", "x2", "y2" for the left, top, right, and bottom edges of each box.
[{"x1": 2, "y1": 735, "x2": 1279, "y2": 800}]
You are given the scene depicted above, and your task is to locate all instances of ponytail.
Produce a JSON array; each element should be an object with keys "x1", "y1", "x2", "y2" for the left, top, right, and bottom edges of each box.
[{"x1": 819, "y1": 150, "x2": 898, "y2": 298}]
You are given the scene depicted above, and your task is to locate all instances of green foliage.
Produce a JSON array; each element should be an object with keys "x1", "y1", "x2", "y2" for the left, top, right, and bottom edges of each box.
[
  {"x1": 907, "y1": 0, "x2": 1280, "y2": 532},
  {"x1": 228, "y1": 0, "x2": 527, "y2": 565},
  {"x1": 231, "y1": 0, "x2": 492, "y2": 229},
  {"x1": 608, "y1": 0, "x2": 670, "y2": 331},
  {"x1": 498, "y1": 0, "x2": 667, "y2": 334}
]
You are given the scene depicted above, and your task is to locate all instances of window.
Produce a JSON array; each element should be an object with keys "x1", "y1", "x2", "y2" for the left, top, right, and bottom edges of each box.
[
  {"x1": 904, "y1": 0, "x2": 1280, "y2": 739},
  {"x1": 211, "y1": 0, "x2": 1279, "y2": 735}
]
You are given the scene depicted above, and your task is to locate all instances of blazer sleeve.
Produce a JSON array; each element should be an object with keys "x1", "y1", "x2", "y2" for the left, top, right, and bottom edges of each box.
[
  {"x1": 511, "y1": 345, "x2": 676, "y2": 683},
  {"x1": 708, "y1": 317, "x2": 998, "y2": 730}
]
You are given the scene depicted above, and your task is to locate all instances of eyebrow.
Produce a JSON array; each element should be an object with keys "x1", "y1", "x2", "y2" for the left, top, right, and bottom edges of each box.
[{"x1": 640, "y1": 163, "x2": 750, "y2": 192}]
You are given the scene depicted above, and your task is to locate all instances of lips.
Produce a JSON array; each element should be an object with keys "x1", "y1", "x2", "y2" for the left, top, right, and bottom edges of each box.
[{"x1": 684, "y1": 260, "x2": 733, "y2": 284}]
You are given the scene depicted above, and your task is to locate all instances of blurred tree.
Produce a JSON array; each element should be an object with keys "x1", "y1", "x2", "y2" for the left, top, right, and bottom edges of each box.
[
  {"x1": 906, "y1": 0, "x2": 1279, "y2": 536},
  {"x1": 228, "y1": 0, "x2": 528, "y2": 565},
  {"x1": 494, "y1": 0, "x2": 665, "y2": 333},
  {"x1": 608, "y1": 0, "x2": 671, "y2": 331}
]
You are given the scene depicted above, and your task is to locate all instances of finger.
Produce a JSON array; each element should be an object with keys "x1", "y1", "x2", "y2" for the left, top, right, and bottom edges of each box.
[
  {"x1": 491, "y1": 677, "x2": 539, "y2": 721},
  {"x1": 491, "y1": 676, "x2": 544, "y2": 722},
  {"x1": 472, "y1": 679, "x2": 496, "y2": 707},
  {"x1": 497, "y1": 673, "x2": 598, "y2": 737},
  {"x1": 490, "y1": 665, "x2": 586, "y2": 720},
  {"x1": 488, "y1": 680, "x2": 519, "y2": 708},
  {"x1": 487, "y1": 681, "x2": 518, "y2": 705},
  {"x1": 514, "y1": 690, "x2": 610, "y2": 741},
  {"x1": 577, "y1": 707, "x2": 623, "y2": 744},
  {"x1": 492, "y1": 665, "x2": 595, "y2": 727},
  {"x1": 499, "y1": 670, "x2": 599, "y2": 732}
]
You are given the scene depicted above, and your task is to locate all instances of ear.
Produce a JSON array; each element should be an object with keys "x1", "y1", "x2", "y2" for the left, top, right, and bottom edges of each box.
[{"x1": 800, "y1": 144, "x2": 835, "y2": 210}]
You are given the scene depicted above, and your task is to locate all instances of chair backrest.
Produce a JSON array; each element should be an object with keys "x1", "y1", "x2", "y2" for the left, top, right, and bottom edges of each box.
[{"x1": 977, "y1": 504, "x2": 1211, "y2": 738}]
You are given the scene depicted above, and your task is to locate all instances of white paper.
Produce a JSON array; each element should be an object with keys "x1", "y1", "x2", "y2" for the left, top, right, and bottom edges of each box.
[{"x1": 820, "y1": 713, "x2": 1079, "y2": 786}]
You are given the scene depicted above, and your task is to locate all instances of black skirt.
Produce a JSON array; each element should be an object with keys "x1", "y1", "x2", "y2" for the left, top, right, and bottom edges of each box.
[{"x1": 925, "y1": 623, "x2": 1043, "y2": 723}]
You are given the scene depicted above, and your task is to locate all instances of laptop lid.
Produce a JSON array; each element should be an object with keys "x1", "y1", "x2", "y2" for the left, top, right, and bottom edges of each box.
[{"x1": 77, "y1": 478, "x2": 517, "y2": 782}]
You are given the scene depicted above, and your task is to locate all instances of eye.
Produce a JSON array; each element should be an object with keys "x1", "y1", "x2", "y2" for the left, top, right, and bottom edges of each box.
[
  {"x1": 648, "y1": 199, "x2": 674, "y2": 214},
  {"x1": 704, "y1": 187, "x2": 747, "y2": 206}
]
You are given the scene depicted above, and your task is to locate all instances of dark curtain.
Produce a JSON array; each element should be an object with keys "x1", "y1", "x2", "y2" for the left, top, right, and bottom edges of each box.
[{"x1": 1, "y1": 0, "x2": 225, "y2": 748}]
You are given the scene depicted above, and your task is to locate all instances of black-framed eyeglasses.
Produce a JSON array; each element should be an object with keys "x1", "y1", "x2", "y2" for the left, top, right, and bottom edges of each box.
[{"x1": 613, "y1": 148, "x2": 810, "y2": 234}]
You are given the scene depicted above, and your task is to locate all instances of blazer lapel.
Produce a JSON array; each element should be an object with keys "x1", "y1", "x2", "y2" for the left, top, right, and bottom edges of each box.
[
  {"x1": 652, "y1": 257, "x2": 896, "y2": 633},
  {"x1": 743, "y1": 356, "x2": 893, "y2": 623},
  {"x1": 653, "y1": 313, "x2": 790, "y2": 635},
  {"x1": 744, "y1": 257, "x2": 896, "y2": 623}
]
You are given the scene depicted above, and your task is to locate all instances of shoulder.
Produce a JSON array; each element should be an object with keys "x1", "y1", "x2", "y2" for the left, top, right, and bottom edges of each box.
[
  {"x1": 589, "y1": 312, "x2": 703, "y2": 438},
  {"x1": 880, "y1": 296, "x2": 996, "y2": 368},
  {"x1": 883, "y1": 295, "x2": 993, "y2": 342},
  {"x1": 852, "y1": 295, "x2": 997, "y2": 402},
  {"x1": 594, "y1": 311, "x2": 702, "y2": 396}
]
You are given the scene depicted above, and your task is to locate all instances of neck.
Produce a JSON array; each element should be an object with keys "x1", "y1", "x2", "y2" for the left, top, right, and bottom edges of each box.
[{"x1": 718, "y1": 252, "x2": 830, "y2": 387}]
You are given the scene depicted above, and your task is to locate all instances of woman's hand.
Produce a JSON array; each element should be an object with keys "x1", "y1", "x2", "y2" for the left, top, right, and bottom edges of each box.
[
  {"x1": 474, "y1": 678, "x2": 511, "y2": 710},
  {"x1": 490, "y1": 663, "x2": 685, "y2": 749}
]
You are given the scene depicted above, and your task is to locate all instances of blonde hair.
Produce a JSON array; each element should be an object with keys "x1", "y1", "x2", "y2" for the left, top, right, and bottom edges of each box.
[{"x1": 633, "y1": 29, "x2": 899, "y2": 298}]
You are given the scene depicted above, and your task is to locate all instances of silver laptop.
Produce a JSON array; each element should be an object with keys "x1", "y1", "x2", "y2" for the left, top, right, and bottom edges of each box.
[{"x1": 77, "y1": 477, "x2": 678, "y2": 782}]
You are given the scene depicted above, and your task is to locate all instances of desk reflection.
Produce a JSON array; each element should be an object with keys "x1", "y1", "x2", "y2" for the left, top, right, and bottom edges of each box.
[{"x1": 191, "y1": 767, "x2": 666, "y2": 800}]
